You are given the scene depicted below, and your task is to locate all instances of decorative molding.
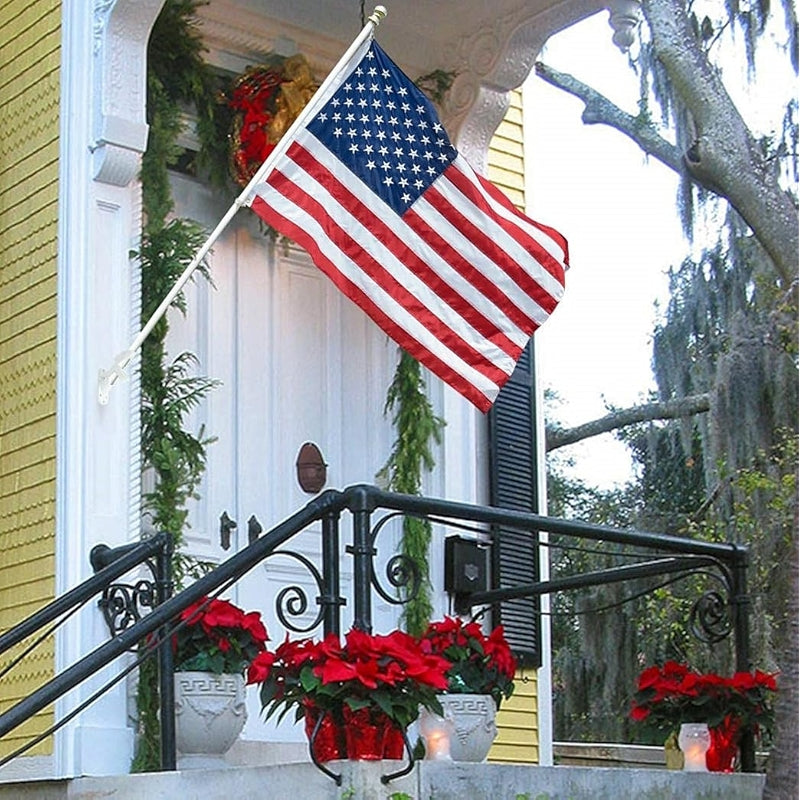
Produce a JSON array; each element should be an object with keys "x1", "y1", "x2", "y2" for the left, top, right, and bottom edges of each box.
[
  {"x1": 607, "y1": 0, "x2": 642, "y2": 51},
  {"x1": 197, "y1": 1, "x2": 346, "y2": 79},
  {"x1": 91, "y1": 0, "x2": 165, "y2": 186},
  {"x1": 444, "y1": 1, "x2": 602, "y2": 174}
]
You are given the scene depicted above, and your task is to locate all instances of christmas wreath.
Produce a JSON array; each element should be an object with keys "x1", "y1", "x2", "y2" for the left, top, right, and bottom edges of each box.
[{"x1": 226, "y1": 54, "x2": 317, "y2": 186}]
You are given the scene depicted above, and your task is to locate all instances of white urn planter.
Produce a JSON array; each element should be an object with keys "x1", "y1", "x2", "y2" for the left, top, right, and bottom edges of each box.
[
  {"x1": 438, "y1": 693, "x2": 497, "y2": 762},
  {"x1": 174, "y1": 671, "x2": 247, "y2": 769}
]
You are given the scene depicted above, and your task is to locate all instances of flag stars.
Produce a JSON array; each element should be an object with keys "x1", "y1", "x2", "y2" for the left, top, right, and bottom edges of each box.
[{"x1": 309, "y1": 43, "x2": 457, "y2": 215}]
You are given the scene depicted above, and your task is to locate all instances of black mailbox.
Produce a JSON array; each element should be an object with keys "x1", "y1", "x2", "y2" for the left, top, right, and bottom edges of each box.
[{"x1": 444, "y1": 535, "x2": 488, "y2": 611}]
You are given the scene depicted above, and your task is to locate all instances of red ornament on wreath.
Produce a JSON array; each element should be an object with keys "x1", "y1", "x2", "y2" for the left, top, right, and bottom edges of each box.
[{"x1": 227, "y1": 54, "x2": 318, "y2": 187}]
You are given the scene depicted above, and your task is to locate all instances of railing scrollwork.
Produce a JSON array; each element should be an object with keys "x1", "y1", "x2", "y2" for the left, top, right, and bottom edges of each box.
[{"x1": 368, "y1": 511, "x2": 421, "y2": 607}]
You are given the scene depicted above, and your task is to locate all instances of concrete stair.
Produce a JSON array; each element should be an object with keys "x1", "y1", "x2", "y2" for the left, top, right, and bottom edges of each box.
[{"x1": 0, "y1": 761, "x2": 766, "y2": 800}]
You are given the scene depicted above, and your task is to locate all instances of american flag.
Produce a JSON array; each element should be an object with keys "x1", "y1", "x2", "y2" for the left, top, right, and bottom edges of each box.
[{"x1": 248, "y1": 40, "x2": 568, "y2": 412}]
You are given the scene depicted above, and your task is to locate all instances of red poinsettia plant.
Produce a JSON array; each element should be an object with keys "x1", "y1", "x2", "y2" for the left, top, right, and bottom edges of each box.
[
  {"x1": 247, "y1": 627, "x2": 451, "y2": 730},
  {"x1": 630, "y1": 661, "x2": 777, "y2": 737},
  {"x1": 172, "y1": 596, "x2": 269, "y2": 675},
  {"x1": 418, "y1": 616, "x2": 517, "y2": 709}
]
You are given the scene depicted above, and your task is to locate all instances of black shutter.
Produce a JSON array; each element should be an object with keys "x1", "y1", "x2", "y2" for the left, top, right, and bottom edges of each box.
[{"x1": 488, "y1": 343, "x2": 541, "y2": 667}]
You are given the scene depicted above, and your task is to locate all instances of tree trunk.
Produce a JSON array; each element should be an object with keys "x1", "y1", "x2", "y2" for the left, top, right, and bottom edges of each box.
[
  {"x1": 762, "y1": 499, "x2": 799, "y2": 799},
  {"x1": 545, "y1": 393, "x2": 709, "y2": 452}
]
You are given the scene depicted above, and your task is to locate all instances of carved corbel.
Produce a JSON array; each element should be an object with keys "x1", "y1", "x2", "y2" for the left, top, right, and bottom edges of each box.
[
  {"x1": 442, "y1": 7, "x2": 551, "y2": 175},
  {"x1": 91, "y1": 0, "x2": 165, "y2": 186}
]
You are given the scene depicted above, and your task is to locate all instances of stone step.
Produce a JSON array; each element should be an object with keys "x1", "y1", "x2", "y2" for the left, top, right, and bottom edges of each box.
[{"x1": 0, "y1": 761, "x2": 766, "y2": 800}]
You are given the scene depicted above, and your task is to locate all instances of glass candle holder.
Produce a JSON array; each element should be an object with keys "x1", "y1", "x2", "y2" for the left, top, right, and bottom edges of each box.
[
  {"x1": 678, "y1": 722, "x2": 711, "y2": 772},
  {"x1": 419, "y1": 707, "x2": 454, "y2": 761}
]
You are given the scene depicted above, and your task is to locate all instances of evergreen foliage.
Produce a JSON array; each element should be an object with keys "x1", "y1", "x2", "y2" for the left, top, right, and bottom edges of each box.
[{"x1": 379, "y1": 351, "x2": 445, "y2": 636}]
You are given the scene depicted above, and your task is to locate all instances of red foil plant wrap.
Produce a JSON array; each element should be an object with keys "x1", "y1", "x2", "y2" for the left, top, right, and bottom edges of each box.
[
  {"x1": 247, "y1": 627, "x2": 451, "y2": 761},
  {"x1": 630, "y1": 661, "x2": 777, "y2": 771},
  {"x1": 227, "y1": 54, "x2": 317, "y2": 187}
]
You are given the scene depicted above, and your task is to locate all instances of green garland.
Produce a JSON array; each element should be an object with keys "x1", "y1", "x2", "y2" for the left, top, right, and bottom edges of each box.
[{"x1": 379, "y1": 352, "x2": 445, "y2": 636}]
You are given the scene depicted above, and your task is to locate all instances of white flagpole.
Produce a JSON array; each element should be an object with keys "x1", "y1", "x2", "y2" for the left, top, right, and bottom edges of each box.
[{"x1": 98, "y1": 5, "x2": 388, "y2": 404}]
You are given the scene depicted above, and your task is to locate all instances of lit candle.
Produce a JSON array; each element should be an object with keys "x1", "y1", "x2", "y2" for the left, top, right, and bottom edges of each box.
[
  {"x1": 420, "y1": 709, "x2": 453, "y2": 761},
  {"x1": 678, "y1": 723, "x2": 710, "y2": 772}
]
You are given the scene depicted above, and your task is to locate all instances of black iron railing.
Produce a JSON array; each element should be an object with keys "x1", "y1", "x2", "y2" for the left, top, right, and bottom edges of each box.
[{"x1": 0, "y1": 484, "x2": 755, "y2": 778}]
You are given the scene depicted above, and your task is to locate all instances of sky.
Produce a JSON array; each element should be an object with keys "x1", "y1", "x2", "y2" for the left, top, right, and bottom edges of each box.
[{"x1": 524, "y1": 11, "x2": 687, "y2": 489}]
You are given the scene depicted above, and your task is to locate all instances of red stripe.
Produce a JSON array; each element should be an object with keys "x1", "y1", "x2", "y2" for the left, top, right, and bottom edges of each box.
[
  {"x1": 251, "y1": 193, "x2": 495, "y2": 412},
  {"x1": 426, "y1": 178, "x2": 561, "y2": 317},
  {"x1": 287, "y1": 144, "x2": 522, "y2": 361},
  {"x1": 403, "y1": 206, "x2": 539, "y2": 336},
  {"x1": 439, "y1": 165, "x2": 565, "y2": 298},
  {"x1": 263, "y1": 159, "x2": 509, "y2": 387},
  {"x1": 477, "y1": 171, "x2": 570, "y2": 267}
]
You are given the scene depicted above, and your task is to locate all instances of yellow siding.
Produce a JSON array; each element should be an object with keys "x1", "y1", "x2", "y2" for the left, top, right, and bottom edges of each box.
[
  {"x1": 0, "y1": 0, "x2": 60, "y2": 758},
  {"x1": 487, "y1": 90, "x2": 525, "y2": 209},
  {"x1": 486, "y1": 90, "x2": 540, "y2": 765}
]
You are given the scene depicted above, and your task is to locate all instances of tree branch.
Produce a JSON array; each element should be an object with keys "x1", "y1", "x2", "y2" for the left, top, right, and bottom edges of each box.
[
  {"x1": 545, "y1": 393, "x2": 710, "y2": 452},
  {"x1": 641, "y1": 0, "x2": 799, "y2": 287},
  {"x1": 534, "y1": 61, "x2": 685, "y2": 174}
]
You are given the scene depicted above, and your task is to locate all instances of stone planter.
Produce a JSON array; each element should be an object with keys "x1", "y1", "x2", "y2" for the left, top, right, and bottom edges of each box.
[
  {"x1": 174, "y1": 671, "x2": 247, "y2": 769},
  {"x1": 438, "y1": 693, "x2": 497, "y2": 762}
]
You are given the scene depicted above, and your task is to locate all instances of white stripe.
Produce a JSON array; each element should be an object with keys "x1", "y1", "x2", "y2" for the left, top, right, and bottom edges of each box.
[
  {"x1": 412, "y1": 191, "x2": 555, "y2": 328},
  {"x1": 450, "y1": 155, "x2": 568, "y2": 268},
  {"x1": 256, "y1": 171, "x2": 506, "y2": 399},
  {"x1": 294, "y1": 133, "x2": 532, "y2": 350},
  {"x1": 433, "y1": 161, "x2": 566, "y2": 301},
  {"x1": 276, "y1": 154, "x2": 518, "y2": 376}
]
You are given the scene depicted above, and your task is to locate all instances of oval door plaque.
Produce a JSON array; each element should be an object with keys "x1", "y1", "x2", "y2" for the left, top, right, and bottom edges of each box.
[{"x1": 296, "y1": 442, "x2": 327, "y2": 494}]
